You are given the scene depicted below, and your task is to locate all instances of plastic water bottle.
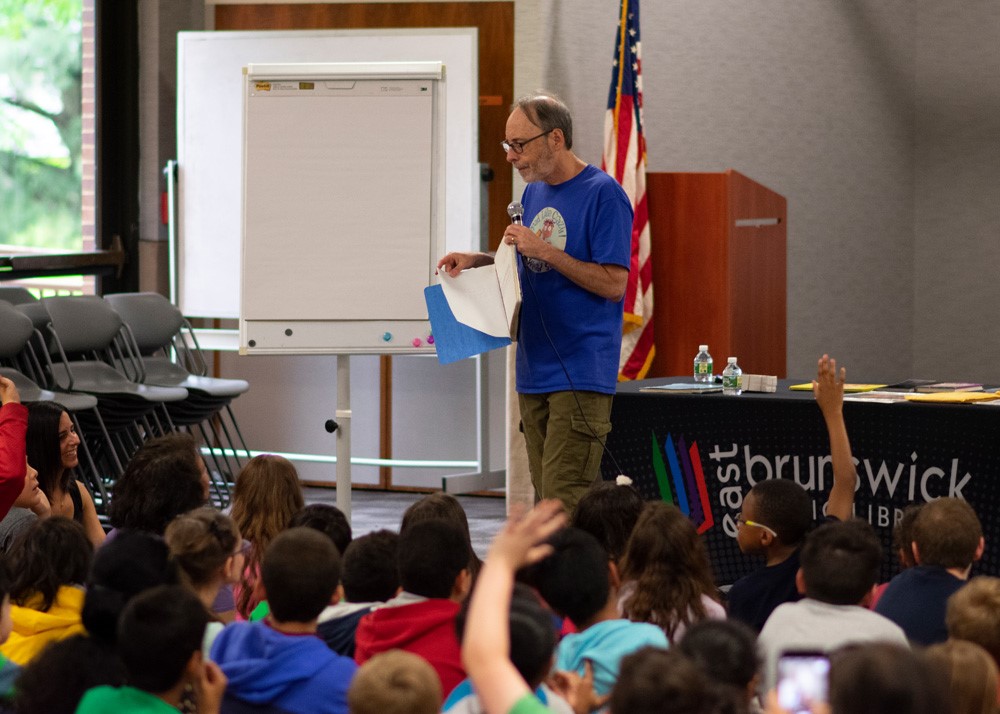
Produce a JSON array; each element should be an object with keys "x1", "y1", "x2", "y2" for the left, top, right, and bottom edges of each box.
[
  {"x1": 722, "y1": 357, "x2": 742, "y2": 396},
  {"x1": 693, "y1": 345, "x2": 713, "y2": 383}
]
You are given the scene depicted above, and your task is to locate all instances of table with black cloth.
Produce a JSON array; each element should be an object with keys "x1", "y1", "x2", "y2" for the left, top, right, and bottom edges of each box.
[{"x1": 600, "y1": 377, "x2": 1000, "y2": 585}]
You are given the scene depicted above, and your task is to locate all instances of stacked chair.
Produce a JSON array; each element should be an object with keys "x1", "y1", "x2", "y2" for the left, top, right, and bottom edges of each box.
[
  {"x1": 105, "y1": 292, "x2": 251, "y2": 508},
  {"x1": 0, "y1": 288, "x2": 251, "y2": 514}
]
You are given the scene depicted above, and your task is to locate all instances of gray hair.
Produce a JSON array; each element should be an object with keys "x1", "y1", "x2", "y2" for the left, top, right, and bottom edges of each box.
[{"x1": 513, "y1": 92, "x2": 574, "y2": 149}]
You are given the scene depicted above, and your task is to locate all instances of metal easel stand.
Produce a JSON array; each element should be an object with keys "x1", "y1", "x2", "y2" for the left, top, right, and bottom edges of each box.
[{"x1": 441, "y1": 352, "x2": 505, "y2": 494}]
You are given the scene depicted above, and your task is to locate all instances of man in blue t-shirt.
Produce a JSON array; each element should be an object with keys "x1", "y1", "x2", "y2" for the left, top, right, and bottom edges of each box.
[{"x1": 438, "y1": 92, "x2": 632, "y2": 513}]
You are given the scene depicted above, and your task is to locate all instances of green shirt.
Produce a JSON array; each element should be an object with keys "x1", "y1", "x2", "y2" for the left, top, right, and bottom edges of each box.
[
  {"x1": 76, "y1": 686, "x2": 179, "y2": 714},
  {"x1": 509, "y1": 692, "x2": 553, "y2": 714}
]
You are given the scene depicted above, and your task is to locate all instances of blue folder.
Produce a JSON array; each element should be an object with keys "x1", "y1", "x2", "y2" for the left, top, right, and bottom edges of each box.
[{"x1": 424, "y1": 284, "x2": 511, "y2": 364}]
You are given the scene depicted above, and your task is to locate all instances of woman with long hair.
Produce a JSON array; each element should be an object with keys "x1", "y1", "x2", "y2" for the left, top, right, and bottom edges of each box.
[
  {"x1": 619, "y1": 502, "x2": 725, "y2": 643},
  {"x1": 25, "y1": 403, "x2": 103, "y2": 547},
  {"x1": 229, "y1": 454, "x2": 303, "y2": 618}
]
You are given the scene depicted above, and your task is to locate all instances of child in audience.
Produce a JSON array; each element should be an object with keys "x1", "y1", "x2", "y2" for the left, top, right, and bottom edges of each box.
[
  {"x1": 925, "y1": 639, "x2": 999, "y2": 714},
  {"x1": 75, "y1": 585, "x2": 227, "y2": 714},
  {"x1": 571, "y1": 479, "x2": 644, "y2": 565},
  {"x1": 869, "y1": 503, "x2": 922, "y2": 609},
  {"x1": 619, "y1": 501, "x2": 725, "y2": 642},
  {"x1": 609, "y1": 646, "x2": 736, "y2": 714},
  {"x1": 875, "y1": 496, "x2": 984, "y2": 645},
  {"x1": 461, "y1": 500, "x2": 607, "y2": 714},
  {"x1": 401, "y1": 492, "x2": 482, "y2": 581},
  {"x1": 25, "y1": 402, "x2": 103, "y2": 546},
  {"x1": 291, "y1": 503, "x2": 353, "y2": 555},
  {"x1": 0, "y1": 376, "x2": 27, "y2": 522},
  {"x1": 445, "y1": 583, "x2": 573, "y2": 714},
  {"x1": 757, "y1": 520, "x2": 908, "y2": 692},
  {"x1": 107, "y1": 432, "x2": 209, "y2": 537},
  {"x1": 806, "y1": 643, "x2": 949, "y2": 714},
  {"x1": 165, "y1": 508, "x2": 245, "y2": 653},
  {"x1": 728, "y1": 354, "x2": 857, "y2": 631},
  {"x1": 355, "y1": 519, "x2": 471, "y2": 696},
  {"x1": 248, "y1": 502, "x2": 353, "y2": 623},
  {"x1": 211, "y1": 527, "x2": 357, "y2": 714},
  {"x1": 318, "y1": 529, "x2": 400, "y2": 658},
  {"x1": 947, "y1": 576, "x2": 1000, "y2": 669},
  {"x1": 349, "y1": 650, "x2": 442, "y2": 714},
  {"x1": 16, "y1": 531, "x2": 180, "y2": 714},
  {"x1": 0, "y1": 517, "x2": 91, "y2": 665},
  {"x1": 229, "y1": 454, "x2": 304, "y2": 618},
  {"x1": 679, "y1": 619, "x2": 762, "y2": 714},
  {"x1": 522, "y1": 526, "x2": 668, "y2": 698},
  {"x1": 0, "y1": 459, "x2": 50, "y2": 554}
]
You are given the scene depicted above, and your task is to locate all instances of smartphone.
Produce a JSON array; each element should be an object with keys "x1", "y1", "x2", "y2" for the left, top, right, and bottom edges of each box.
[{"x1": 776, "y1": 650, "x2": 830, "y2": 714}]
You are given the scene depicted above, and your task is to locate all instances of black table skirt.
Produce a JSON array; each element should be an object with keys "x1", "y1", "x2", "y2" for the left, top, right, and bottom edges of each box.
[{"x1": 600, "y1": 378, "x2": 1000, "y2": 585}]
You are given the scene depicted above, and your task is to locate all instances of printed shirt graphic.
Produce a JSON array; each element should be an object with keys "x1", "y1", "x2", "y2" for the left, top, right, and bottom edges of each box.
[
  {"x1": 516, "y1": 164, "x2": 632, "y2": 395},
  {"x1": 523, "y1": 208, "x2": 566, "y2": 273}
]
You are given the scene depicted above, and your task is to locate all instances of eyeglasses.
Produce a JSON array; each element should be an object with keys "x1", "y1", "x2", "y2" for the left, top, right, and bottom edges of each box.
[
  {"x1": 501, "y1": 129, "x2": 553, "y2": 154},
  {"x1": 736, "y1": 515, "x2": 778, "y2": 538}
]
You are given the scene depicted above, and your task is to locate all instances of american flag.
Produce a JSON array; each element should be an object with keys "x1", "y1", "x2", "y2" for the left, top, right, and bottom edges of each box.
[{"x1": 602, "y1": 0, "x2": 654, "y2": 381}]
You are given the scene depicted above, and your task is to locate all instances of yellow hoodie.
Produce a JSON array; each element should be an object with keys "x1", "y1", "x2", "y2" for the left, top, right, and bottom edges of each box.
[{"x1": 0, "y1": 585, "x2": 86, "y2": 665}]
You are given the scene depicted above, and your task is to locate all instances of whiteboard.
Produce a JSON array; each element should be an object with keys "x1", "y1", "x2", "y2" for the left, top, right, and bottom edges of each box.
[
  {"x1": 240, "y1": 63, "x2": 442, "y2": 354},
  {"x1": 177, "y1": 29, "x2": 479, "y2": 319}
]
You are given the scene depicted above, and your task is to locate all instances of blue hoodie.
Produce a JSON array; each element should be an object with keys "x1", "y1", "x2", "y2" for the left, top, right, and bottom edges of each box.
[{"x1": 210, "y1": 621, "x2": 357, "y2": 714}]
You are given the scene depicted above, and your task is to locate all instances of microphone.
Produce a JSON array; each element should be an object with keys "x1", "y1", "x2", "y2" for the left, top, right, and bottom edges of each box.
[{"x1": 507, "y1": 201, "x2": 524, "y2": 226}]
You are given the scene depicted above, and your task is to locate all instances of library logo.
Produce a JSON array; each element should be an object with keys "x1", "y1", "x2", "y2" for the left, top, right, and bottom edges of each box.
[{"x1": 650, "y1": 432, "x2": 715, "y2": 533}]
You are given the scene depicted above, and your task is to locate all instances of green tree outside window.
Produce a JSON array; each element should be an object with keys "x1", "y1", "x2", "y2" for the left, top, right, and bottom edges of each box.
[{"x1": 0, "y1": 0, "x2": 82, "y2": 251}]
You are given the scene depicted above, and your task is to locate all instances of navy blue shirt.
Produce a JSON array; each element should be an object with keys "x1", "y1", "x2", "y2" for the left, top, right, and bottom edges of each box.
[
  {"x1": 727, "y1": 548, "x2": 802, "y2": 633},
  {"x1": 874, "y1": 566, "x2": 966, "y2": 646}
]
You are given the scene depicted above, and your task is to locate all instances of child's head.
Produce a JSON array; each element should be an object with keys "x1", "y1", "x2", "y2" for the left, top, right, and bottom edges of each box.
[
  {"x1": 619, "y1": 502, "x2": 718, "y2": 638},
  {"x1": 117, "y1": 585, "x2": 210, "y2": 694},
  {"x1": 230, "y1": 455, "x2": 304, "y2": 543},
  {"x1": 165, "y1": 507, "x2": 243, "y2": 591},
  {"x1": 925, "y1": 639, "x2": 999, "y2": 714},
  {"x1": 13, "y1": 634, "x2": 125, "y2": 714},
  {"x1": 571, "y1": 480, "x2": 644, "y2": 563},
  {"x1": 342, "y1": 529, "x2": 400, "y2": 603},
  {"x1": 521, "y1": 527, "x2": 609, "y2": 629},
  {"x1": 892, "y1": 504, "x2": 922, "y2": 569},
  {"x1": 8, "y1": 516, "x2": 92, "y2": 611},
  {"x1": 609, "y1": 647, "x2": 725, "y2": 714},
  {"x1": 829, "y1": 643, "x2": 949, "y2": 714},
  {"x1": 290, "y1": 503, "x2": 352, "y2": 555},
  {"x1": 737, "y1": 479, "x2": 811, "y2": 554},
  {"x1": 946, "y1": 576, "x2": 1000, "y2": 667},
  {"x1": 109, "y1": 432, "x2": 208, "y2": 534},
  {"x1": 678, "y1": 619, "x2": 759, "y2": 702},
  {"x1": 457, "y1": 583, "x2": 557, "y2": 689},
  {"x1": 401, "y1": 493, "x2": 481, "y2": 580},
  {"x1": 397, "y1": 519, "x2": 470, "y2": 600},
  {"x1": 347, "y1": 649, "x2": 442, "y2": 714},
  {"x1": 911, "y1": 497, "x2": 983, "y2": 570},
  {"x1": 262, "y1": 527, "x2": 340, "y2": 623},
  {"x1": 83, "y1": 530, "x2": 180, "y2": 644},
  {"x1": 799, "y1": 519, "x2": 881, "y2": 605}
]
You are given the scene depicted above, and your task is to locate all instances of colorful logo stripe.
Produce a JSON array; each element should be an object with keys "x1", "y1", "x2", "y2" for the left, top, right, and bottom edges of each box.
[{"x1": 651, "y1": 431, "x2": 715, "y2": 533}]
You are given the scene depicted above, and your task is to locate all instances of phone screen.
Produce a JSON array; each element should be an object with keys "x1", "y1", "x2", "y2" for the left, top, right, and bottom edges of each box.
[{"x1": 776, "y1": 651, "x2": 829, "y2": 714}]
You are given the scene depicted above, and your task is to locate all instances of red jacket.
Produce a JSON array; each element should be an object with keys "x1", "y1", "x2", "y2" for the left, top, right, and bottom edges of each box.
[
  {"x1": 354, "y1": 597, "x2": 465, "y2": 696},
  {"x1": 0, "y1": 403, "x2": 27, "y2": 521}
]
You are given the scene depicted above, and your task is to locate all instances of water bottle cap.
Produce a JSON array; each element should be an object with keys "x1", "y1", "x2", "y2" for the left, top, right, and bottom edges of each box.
[
  {"x1": 728, "y1": 357, "x2": 737, "y2": 363},
  {"x1": 698, "y1": 345, "x2": 708, "y2": 351}
]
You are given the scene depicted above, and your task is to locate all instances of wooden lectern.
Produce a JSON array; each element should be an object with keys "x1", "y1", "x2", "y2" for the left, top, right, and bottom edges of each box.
[{"x1": 646, "y1": 170, "x2": 786, "y2": 378}]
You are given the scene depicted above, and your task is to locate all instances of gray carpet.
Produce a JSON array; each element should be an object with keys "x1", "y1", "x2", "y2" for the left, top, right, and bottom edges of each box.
[{"x1": 303, "y1": 487, "x2": 505, "y2": 558}]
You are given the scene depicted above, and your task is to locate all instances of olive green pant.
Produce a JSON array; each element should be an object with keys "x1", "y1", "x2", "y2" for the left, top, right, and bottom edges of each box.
[{"x1": 518, "y1": 390, "x2": 614, "y2": 515}]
